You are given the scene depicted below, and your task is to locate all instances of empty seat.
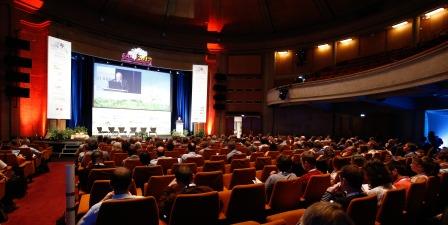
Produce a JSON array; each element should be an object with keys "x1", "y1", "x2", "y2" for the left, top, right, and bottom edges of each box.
[
  {"x1": 157, "y1": 158, "x2": 180, "y2": 174},
  {"x1": 123, "y1": 159, "x2": 143, "y2": 172},
  {"x1": 230, "y1": 158, "x2": 250, "y2": 172},
  {"x1": 194, "y1": 171, "x2": 224, "y2": 191},
  {"x1": 203, "y1": 160, "x2": 226, "y2": 173},
  {"x1": 133, "y1": 165, "x2": 163, "y2": 189},
  {"x1": 250, "y1": 152, "x2": 265, "y2": 161},
  {"x1": 184, "y1": 156, "x2": 204, "y2": 167},
  {"x1": 229, "y1": 168, "x2": 256, "y2": 190},
  {"x1": 168, "y1": 191, "x2": 220, "y2": 225},
  {"x1": 404, "y1": 181, "x2": 426, "y2": 225},
  {"x1": 144, "y1": 175, "x2": 175, "y2": 200},
  {"x1": 376, "y1": 188, "x2": 406, "y2": 225},
  {"x1": 222, "y1": 183, "x2": 266, "y2": 224},
  {"x1": 259, "y1": 165, "x2": 278, "y2": 182},
  {"x1": 255, "y1": 157, "x2": 272, "y2": 170},
  {"x1": 202, "y1": 149, "x2": 219, "y2": 160},
  {"x1": 266, "y1": 208, "x2": 305, "y2": 225},
  {"x1": 300, "y1": 174, "x2": 331, "y2": 206},
  {"x1": 346, "y1": 194, "x2": 378, "y2": 225},
  {"x1": 210, "y1": 155, "x2": 227, "y2": 161},
  {"x1": 87, "y1": 168, "x2": 115, "y2": 191},
  {"x1": 111, "y1": 153, "x2": 128, "y2": 167},
  {"x1": 268, "y1": 178, "x2": 302, "y2": 212},
  {"x1": 77, "y1": 180, "x2": 112, "y2": 219}
]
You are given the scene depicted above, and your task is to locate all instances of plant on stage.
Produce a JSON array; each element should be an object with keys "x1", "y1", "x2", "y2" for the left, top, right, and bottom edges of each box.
[
  {"x1": 171, "y1": 129, "x2": 189, "y2": 137},
  {"x1": 47, "y1": 126, "x2": 89, "y2": 140}
]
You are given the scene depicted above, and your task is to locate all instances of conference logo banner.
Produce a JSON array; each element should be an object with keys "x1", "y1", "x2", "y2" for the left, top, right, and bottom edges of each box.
[
  {"x1": 121, "y1": 48, "x2": 152, "y2": 66},
  {"x1": 47, "y1": 36, "x2": 71, "y2": 119},
  {"x1": 191, "y1": 65, "x2": 208, "y2": 123}
]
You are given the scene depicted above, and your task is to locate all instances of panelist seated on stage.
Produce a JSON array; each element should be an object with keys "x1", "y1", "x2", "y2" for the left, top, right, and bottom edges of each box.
[{"x1": 108, "y1": 72, "x2": 128, "y2": 91}]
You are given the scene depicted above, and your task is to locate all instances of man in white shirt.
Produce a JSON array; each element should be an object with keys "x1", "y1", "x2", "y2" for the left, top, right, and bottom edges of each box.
[{"x1": 77, "y1": 167, "x2": 140, "y2": 225}]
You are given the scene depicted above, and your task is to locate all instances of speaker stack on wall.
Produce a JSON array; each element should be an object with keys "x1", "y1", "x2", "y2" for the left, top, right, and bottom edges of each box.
[
  {"x1": 4, "y1": 36, "x2": 31, "y2": 98},
  {"x1": 213, "y1": 73, "x2": 227, "y2": 110}
]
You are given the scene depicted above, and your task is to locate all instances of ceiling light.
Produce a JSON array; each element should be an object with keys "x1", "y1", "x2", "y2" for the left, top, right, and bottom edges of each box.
[
  {"x1": 425, "y1": 8, "x2": 445, "y2": 19},
  {"x1": 276, "y1": 51, "x2": 290, "y2": 56},
  {"x1": 392, "y1": 21, "x2": 408, "y2": 29},
  {"x1": 318, "y1": 44, "x2": 330, "y2": 49},
  {"x1": 339, "y1": 38, "x2": 352, "y2": 44}
]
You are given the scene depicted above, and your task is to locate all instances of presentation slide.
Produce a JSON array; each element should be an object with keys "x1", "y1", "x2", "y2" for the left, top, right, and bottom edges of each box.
[{"x1": 92, "y1": 63, "x2": 171, "y2": 135}]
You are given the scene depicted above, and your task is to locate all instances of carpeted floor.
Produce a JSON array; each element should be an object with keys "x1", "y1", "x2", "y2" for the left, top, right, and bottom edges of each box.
[{"x1": 4, "y1": 162, "x2": 71, "y2": 225}]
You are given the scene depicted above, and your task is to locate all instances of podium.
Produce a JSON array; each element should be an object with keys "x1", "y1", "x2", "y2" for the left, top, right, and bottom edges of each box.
[{"x1": 176, "y1": 118, "x2": 184, "y2": 133}]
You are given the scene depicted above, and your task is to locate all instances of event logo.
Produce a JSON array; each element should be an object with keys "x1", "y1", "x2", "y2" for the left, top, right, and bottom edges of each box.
[{"x1": 121, "y1": 48, "x2": 152, "y2": 66}]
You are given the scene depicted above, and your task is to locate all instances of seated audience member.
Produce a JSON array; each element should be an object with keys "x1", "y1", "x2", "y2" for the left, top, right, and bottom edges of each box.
[
  {"x1": 299, "y1": 201, "x2": 354, "y2": 225},
  {"x1": 297, "y1": 150, "x2": 322, "y2": 190},
  {"x1": 150, "y1": 146, "x2": 176, "y2": 165},
  {"x1": 410, "y1": 156, "x2": 439, "y2": 183},
  {"x1": 226, "y1": 142, "x2": 242, "y2": 162},
  {"x1": 436, "y1": 151, "x2": 448, "y2": 173},
  {"x1": 158, "y1": 165, "x2": 213, "y2": 222},
  {"x1": 88, "y1": 150, "x2": 107, "y2": 169},
  {"x1": 77, "y1": 167, "x2": 141, "y2": 225},
  {"x1": 387, "y1": 160, "x2": 411, "y2": 190},
  {"x1": 19, "y1": 138, "x2": 41, "y2": 157},
  {"x1": 264, "y1": 143, "x2": 278, "y2": 157},
  {"x1": 139, "y1": 152, "x2": 151, "y2": 166},
  {"x1": 330, "y1": 156, "x2": 348, "y2": 185},
  {"x1": 111, "y1": 141, "x2": 122, "y2": 152},
  {"x1": 181, "y1": 143, "x2": 200, "y2": 162},
  {"x1": 351, "y1": 154, "x2": 366, "y2": 168},
  {"x1": 363, "y1": 160, "x2": 395, "y2": 205},
  {"x1": 83, "y1": 138, "x2": 110, "y2": 163},
  {"x1": 265, "y1": 155, "x2": 297, "y2": 199},
  {"x1": 321, "y1": 165, "x2": 366, "y2": 210},
  {"x1": 402, "y1": 142, "x2": 418, "y2": 157},
  {"x1": 122, "y1": 148, "x2": 139, "y2": 165},
  {"x1": 165, "y1": 141, "x2": 175, "y2": 152}
]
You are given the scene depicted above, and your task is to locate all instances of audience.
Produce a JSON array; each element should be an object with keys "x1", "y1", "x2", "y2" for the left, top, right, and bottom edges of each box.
[{"x1": 181, "y1": 143, "x2": 200, "y2": 162}]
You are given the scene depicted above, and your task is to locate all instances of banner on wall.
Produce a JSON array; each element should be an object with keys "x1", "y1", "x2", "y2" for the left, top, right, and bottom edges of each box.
[
  {"x1": 191, "y1": 65, "x2": 208, "y2": 123},
  {"x1": 47, "y1": 36, "x2": 72, "y2": 119}
]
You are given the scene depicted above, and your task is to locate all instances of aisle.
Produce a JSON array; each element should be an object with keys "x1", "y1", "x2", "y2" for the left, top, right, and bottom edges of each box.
[{"x1": 4, "y1": 162, "x2": 70, "y2": 225}]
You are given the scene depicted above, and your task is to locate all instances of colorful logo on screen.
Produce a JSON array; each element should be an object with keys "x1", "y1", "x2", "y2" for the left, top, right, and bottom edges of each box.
[{"x1": 121, "y1": 48, "x2": 152, "y2": 66}]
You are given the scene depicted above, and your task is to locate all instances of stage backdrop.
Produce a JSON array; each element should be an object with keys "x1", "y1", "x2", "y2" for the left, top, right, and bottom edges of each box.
[{"x1": 69, "y1": 53, "x2": 191, "y2": 135}]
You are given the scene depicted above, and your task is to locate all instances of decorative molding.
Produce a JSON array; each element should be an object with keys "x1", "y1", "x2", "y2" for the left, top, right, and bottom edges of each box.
[{"x1": 267, "y1": 42, "x2": 448, "y2": 105}]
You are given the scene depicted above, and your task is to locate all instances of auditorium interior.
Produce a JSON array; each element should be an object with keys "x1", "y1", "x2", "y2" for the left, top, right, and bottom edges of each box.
[{"x1": 0, "y1": 0, "x2": 448, "y2": 225}]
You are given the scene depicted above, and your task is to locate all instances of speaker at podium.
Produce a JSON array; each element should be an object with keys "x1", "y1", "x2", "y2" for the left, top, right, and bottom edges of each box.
[{"x1": 175, "y1": 117, "x2": 184, "y2": 133}]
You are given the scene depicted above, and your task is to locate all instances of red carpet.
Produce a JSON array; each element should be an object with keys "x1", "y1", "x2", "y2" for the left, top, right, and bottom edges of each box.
[{"x1": 5, "y1": 162, "x2": 71, "y2": 225}]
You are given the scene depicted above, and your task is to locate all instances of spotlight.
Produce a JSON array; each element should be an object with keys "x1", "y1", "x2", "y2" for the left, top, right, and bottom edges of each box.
[
  {"x1": 241, "y1": 114, "x2": 245, "y2": 117},
  {"x1": 360, "y1": 113, "x2": 366, "y2": 118},
  {"x1": 296, "y1": 75, "x2": 306, "y2": 83}
]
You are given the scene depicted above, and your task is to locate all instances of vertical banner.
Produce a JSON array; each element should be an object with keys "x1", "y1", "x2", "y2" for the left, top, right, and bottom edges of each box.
[
  {"x1": 191, "y1": 65, "x2": 208, "y2": 123},
  {"x1": 47, "y1": 36, "x2": 71, "y2": 119}
]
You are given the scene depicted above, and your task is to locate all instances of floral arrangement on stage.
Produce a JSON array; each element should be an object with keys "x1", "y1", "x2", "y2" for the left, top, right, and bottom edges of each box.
[
  {"x1": 47, "y1": 126, "x2": 89, "y2": 141},
  {"x1": 171, "y1": 129, "x2": 189, "y2": 137}
]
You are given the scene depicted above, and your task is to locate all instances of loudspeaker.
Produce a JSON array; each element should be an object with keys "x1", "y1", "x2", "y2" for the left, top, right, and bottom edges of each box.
[
  {"x1": 5, "y1": 37, "x2": 30, "y2": 51},
  {"x1": 5, "y1": 86, "x2": 30, "y2": 98},
  {"x1": 5, "y1": 71, "x2": 30, "y2": 83},
  {"x1": 296, "y1": 48, "x2": 307, "y2": 66},
  {"x1": 213, "y1": 84, "x2": 227, "y2": 92},
  {"x1": 4, "y1": 55, "x2": 32, "y2": 68},
  {"x1": 213, "y1": 103, "x2": 225, "y2": 110},
  {"x1": 213, "y1": 94, "x2": 226, "y2": 101},
  {"x1": 214, "y1": 73, "x2": 227, "y2": 81}
]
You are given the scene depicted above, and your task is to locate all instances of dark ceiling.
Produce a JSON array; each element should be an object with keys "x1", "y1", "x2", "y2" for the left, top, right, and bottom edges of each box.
[{"x1": 40, "y1": 0, "x2": 446, "y2": 52}]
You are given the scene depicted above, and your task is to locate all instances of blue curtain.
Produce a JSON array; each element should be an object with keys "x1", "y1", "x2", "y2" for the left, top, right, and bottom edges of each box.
[
  {"x1": 172, "y1": 71, "x2": 192, "y2": 132},
  {"x1": 68, "y1": 53, "x2": 94, "y2": 134}
]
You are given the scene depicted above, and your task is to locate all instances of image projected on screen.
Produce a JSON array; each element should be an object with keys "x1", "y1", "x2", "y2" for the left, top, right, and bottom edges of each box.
[{"x1": 94, "y1": 63, "x2": 171, "y2": 111}]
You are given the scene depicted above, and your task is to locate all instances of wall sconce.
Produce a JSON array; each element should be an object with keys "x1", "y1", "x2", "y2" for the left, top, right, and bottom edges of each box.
[
  {"x1": 339, "y1": 38, "x2": 353, "y2": 44},
  {"x1": 392, "y1": 21, "x2": 408, "y2": 29},
  {"x1": 424, "y1": 8, "x2": 445, "y2": 19}
]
